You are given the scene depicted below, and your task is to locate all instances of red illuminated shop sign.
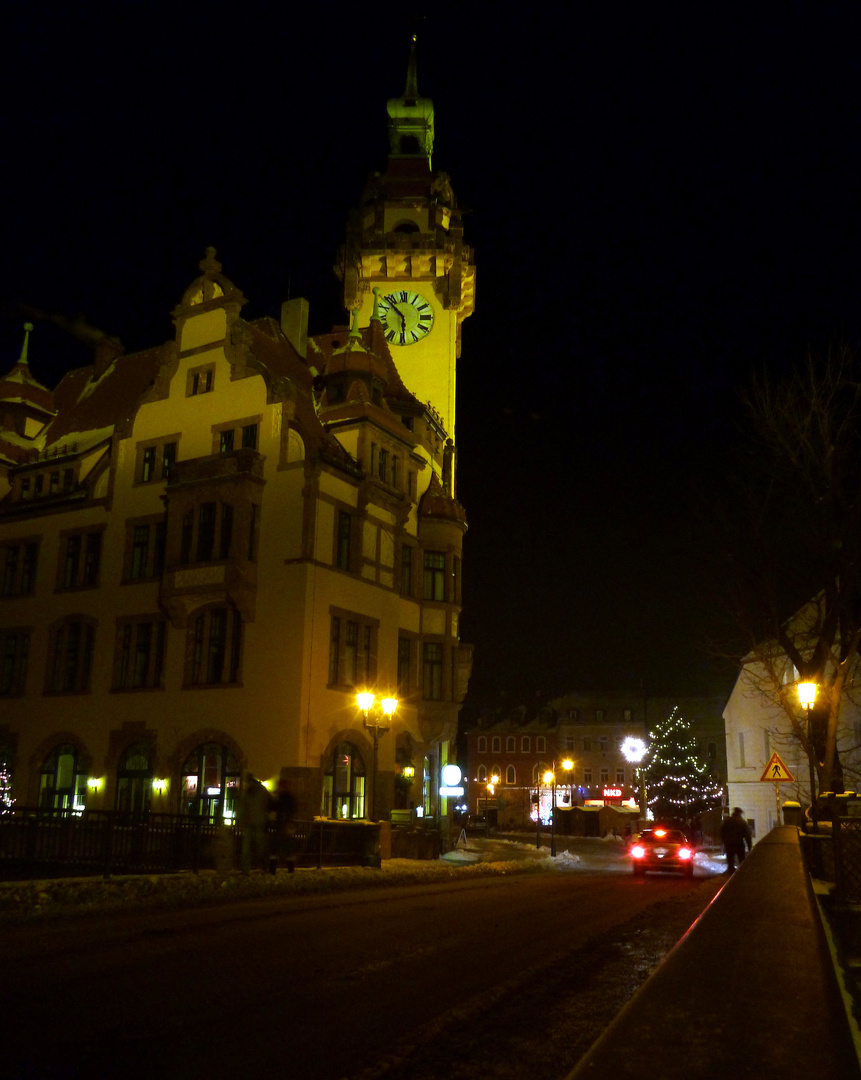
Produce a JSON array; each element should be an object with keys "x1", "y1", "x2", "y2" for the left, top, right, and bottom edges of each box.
[{"x1": 602, "y1": 787, "x2": 623, "y2": 800}]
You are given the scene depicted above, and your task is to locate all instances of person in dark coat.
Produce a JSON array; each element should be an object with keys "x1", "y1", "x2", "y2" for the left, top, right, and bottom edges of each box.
[
  {"x1": 274, "y1": 774, "x2": 297, "y2": 873},
  {"x1": 720, "y1": 807, "x2": 753, "y2": 872}
]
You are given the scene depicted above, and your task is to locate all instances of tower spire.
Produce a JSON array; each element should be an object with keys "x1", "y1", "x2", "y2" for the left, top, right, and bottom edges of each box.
[{"x1": 386, "y1": 36, "x2": 434, "y2": 169}]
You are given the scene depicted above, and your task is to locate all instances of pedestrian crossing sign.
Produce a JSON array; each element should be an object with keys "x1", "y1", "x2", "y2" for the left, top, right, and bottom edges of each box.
[{"x1": 760, "y1": 753, "x2": 794, "y2": 783}]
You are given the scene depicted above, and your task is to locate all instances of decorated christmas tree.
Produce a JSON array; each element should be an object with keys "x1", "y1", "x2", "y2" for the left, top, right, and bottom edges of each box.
[
  {"x1": 644, "y1": 706, "x2": 722, "y2": 824},
  {"x1": 0, "y1": 763, "x2": 14, "y2": 814}
]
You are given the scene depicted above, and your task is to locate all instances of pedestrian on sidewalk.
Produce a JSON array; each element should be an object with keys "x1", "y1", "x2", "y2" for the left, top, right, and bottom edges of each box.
[{"x1": 720, "y1": 807, "x2": 752, "y2": 872}]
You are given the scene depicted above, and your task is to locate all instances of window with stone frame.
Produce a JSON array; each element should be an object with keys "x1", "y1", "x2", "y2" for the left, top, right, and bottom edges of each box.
[
  {"x1": 397, "y1": 636, "x2": 412, "y2": 693},
  {"x1": 57, "y1": 528, "x2": 104, "y2": 590},
  {"x1": 136, "y1": 435, "x2": 180, "y2": 484},
  {"x1": 46, "y1": 616, "x2": 96, "y2": 693},
  {"x1": 0, "y1": 539, "x2": 39, "y2": 597},
  {"x1": 477, "y1": 736, "x2": 487, "y2": 753},
  {"x1": 423, "y1": 551, "x2": 446, "y2": 601},
  {"x1": 400, "y1": 544, "x2": 413, "y2": 596},
  {"x1": 114, "y1": 616, "x2": 167, "y2": 690},
  {"x1": 39, "y1": 743, "x2": 88, "y2": 812},
  {"x1": 187, "y1": 365, "x2": 214, "y2": 396},
  {"x1": 422, "y1": 641, "x2": 443, "y2": 700},
  {"x1": 327, "y1": 610, "x2": 377, "y2": 689},
  {"x1": 335, "y1": 510, "x2": 352, "y2": 571},
  {"x1": 124, "y1": 517, "x2": 166, "y2": 582},
  {"x1": 187, "y1": 606, "x2": 243, "y2": 687},
  {"x1": 0, "y1": 628, "x2": 30, "y2": 696},
  {"x1": 212, "y1": 416, "x2": 260, "y2": 456},
  {"x1": 177, "y1": 503, "x2": 234, "y2": 566}
]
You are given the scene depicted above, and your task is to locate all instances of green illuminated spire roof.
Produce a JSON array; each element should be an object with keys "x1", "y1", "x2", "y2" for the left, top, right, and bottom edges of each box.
[{"x1": 386, "y1": 36, "x2": 434, "y2": 169}]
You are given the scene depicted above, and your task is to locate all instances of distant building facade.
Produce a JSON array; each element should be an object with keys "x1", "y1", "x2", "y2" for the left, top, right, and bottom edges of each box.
[{"x1": 0, "y1": 47, "x2": 475, "y2": 830}]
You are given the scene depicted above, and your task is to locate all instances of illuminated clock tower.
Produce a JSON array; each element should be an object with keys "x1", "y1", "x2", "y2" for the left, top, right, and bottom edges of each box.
[{"x1": 337, "y1": 39, "x2": 475, "y2": 443}]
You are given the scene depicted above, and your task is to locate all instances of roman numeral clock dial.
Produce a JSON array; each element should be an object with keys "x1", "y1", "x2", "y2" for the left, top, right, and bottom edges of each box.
[{"x1": 378, "y1": 290, "x2": 434, "y2": 345}]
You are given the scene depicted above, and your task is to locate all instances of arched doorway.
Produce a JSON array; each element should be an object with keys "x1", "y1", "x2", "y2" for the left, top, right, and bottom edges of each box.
[
  {"x1": 322, "y1": 742, "x2": 366, "y2": 819},
  {"x1": 180, "y1": 742, "x2": 241, "y2": 821},
  {"x1": 39, "y1": 744, "x2": 88, "y2": 812},
  {"x1": 115, "y1": 743, "x2": 153, "y2": 816}
]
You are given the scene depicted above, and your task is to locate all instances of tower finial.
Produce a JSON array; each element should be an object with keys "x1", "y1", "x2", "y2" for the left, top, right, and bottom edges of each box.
[
  {"x1": 19, "y1": 322, "x2": 33, "y2": 367},
  {"x1": 387, "y1": 37, "x2": 434, "y2": 169}
]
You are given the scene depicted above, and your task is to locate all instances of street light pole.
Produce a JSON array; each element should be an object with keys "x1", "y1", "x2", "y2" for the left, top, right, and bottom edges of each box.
[
  {"x1": 357, "y1": 692, "x2": 398, "y2": 822},
  {"x1": 798, "y1": 681, "x2": 818, "y2": 834}
]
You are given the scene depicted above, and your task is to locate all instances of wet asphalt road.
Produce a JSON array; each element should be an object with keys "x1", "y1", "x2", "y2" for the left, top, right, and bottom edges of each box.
[{"x1": 2, "y1": 841, "x2": 724, "y2": 1080}]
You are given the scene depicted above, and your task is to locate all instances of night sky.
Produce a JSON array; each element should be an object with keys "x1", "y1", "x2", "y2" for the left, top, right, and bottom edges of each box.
[{"x1": 2, "y1": 4, "x2": 860, "y2": 703}]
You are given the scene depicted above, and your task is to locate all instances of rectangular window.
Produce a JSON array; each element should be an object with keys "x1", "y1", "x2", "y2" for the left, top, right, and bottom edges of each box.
[
  {"x1": 180, "y1": 511, "x2": 193, "y2": 564},
  {"x1": 133, "y1": 622, "x2": 152, "y2": 688},
  {"x1": 153, "y1": 521, "x2": 166, "y2": 576},
  {"x1": 82, "y1": 533, "x2": 101, "y2": 586},
  {"x1": 241, "y1": 423, "x2": 258, "y2": 450},
  {"x1": 141, "y1": 446, "x2": 156, "y2": 482},
  {"x1": 219, "y1": 503, "x2": 233, "y2": 559},
  {"x1": 423, "y1": 551, "x2": 446, "y2": 601},
  {"x1": 207, "y1": 609, "x2": 226, "y2": 683},
  {"x1": 48, "y1": 619, "x2": 94, "y2": 694},
  {"x1": 336, "y1": 511, "x2": 351, "y2": 571},
  {"x1": 600, "y1": 768, "x2": 609, "y2": 784},
  {"x1": 391, "y1": 456, "x2": 399, "y2": 488},
  {"x1": 584, "y1": 769, "x2": 592, "y2": 784},
  {"x1": 248, "y1": 505, "x2": 258, "y2": 561},
  {"x1": 190, "y1": 368, "x2": 214, "y2": 396},
  {"x1": 20, "y1": 543, "x2": 38, "y2": 594},
  {"x1": 422, "y1": 642, "x2": 443, "y2": 700},
  {"x1": 0, "y1": 629, "x2": 29, "y2": 696},
  {"x1": 63, "y1": 468, "x2": 74, "y2": 492},
  {"x1": 363, "y1": 624, "x2": 372, "y2": 683},
  {"x1": 616, "y1": 769, "x2": 625, "y2": 784},
  {"x1": 50, "y1": 472, "x2": 59, "y2": 495},
  {"x1": 34, "y1": 475, "x2": 44, "y2": 496},
  {"x1": 328, "y1": 616, "x2": 341, "y2": 685},
  {"x1": 345, "y1": 621, "x2": 359, "y2": 686},
  {"x1": 378, "y1": 448, "x2": 388, "y2": 482},
  {"x1": 583, "y1": 737, "x2": 591, "y2": 751},
  {"x1": 400, "y1": 545, "x2": 412, "y2": 595},
  {"x1": 161, "y1": 442, "x2": 177, "y2": 479},
  {"x1": 131, "y1": 526, "x2": 149, "y2": 580},
  {"x1": 197, "y1": 502, "x2": 216, "y2": 561},
  {"x1": 63, "y1": 536, "x2": 81, "y2": 589},
  {"x1": 219, "y1": 429, "x2": 235, "y2": 454},
  {"x1": 397, "y1": 637, "x2": 411, "y2": 692},
  {"x1": 2, "y1": 546, "x2": 18, "y2": 596}
]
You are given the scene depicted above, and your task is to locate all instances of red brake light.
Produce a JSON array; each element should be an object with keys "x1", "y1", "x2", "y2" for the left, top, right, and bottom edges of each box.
[
  {"x1": 678, "y1": 847, "x2": 692, "y2": 860},
  {"x1": 631, "y1": 844, "x2": 646, "y2": 859},
  {"x1": 653, "y1": 828, "x2": 667, "y2": 838}
]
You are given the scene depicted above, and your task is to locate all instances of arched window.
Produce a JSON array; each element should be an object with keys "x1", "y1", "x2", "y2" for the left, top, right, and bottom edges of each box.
[
  {"x1": 491, "y1": 736, "x2": 501, "y2": 753},
  {"x1": 116, "y1": 743, "x2": 153, "y2": 815},
  {"x1": 506, "y1": 765, "x2": 516, "y2": 785},
  {"x1": 40, "y1": 743, "x2": 88, "y2": 812},
  {"x1": 477, "y1": 764, "x2": 487, "y2": 783},
  {"x1": 506, "y1": 736, "x2": 515, "y2": 753},
  {"x1": 322, "y1": 742, "x2": 366, "y2": 819},
  {"x1": 181, "y1": 742, "x2": 241, "y2": 821},
  {"x1": 477, "y1": 735, "x2": 487, "y2": 753},
  {"x1": 536, "y1": 736, "x2": 546, "y2": 753},
  {"x1": 521, "y1": 736, "x2": 531, "y2": 752}
]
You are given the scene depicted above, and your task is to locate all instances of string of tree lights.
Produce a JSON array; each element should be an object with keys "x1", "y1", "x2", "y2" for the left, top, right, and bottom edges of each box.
[{"x1": 644, "y1": 707, "x2": 723, "y2": 824}]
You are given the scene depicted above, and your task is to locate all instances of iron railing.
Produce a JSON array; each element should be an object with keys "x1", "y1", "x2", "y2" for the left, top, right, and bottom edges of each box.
[{"x1": 0, "y1": 808, "x2": 380, "y2": 880}]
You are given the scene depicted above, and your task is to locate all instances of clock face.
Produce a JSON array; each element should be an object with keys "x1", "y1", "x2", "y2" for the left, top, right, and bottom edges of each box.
[{"x1": 378, "y1": 290, "x2": 434, "y2": 346}]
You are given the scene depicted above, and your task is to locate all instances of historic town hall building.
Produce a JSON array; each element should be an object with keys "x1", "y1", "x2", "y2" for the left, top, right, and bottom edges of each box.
[{"x1": 0, "y1": 45, "x2": 475, "y2": 827}]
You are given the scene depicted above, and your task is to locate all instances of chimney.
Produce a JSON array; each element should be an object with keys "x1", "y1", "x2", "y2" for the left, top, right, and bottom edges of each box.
[{"x1": 281, "y1": 298, "x2": 309, "y2": 359}]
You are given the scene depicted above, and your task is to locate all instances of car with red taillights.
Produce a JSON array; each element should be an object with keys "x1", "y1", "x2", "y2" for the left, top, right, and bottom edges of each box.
[{"x1": 629, "y1": 826, "x2": 695, "y2": 877}]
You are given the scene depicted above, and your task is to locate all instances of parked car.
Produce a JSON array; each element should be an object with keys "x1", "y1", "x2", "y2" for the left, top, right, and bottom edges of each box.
[{"x1": 629, "y1": 826, "x2": 695, "y2": 878}]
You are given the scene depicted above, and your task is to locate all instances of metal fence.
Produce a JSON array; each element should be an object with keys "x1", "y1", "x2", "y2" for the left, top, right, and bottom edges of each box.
[{"x1": 0, "y1": 808, "x2": 380, "y2": 880}]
